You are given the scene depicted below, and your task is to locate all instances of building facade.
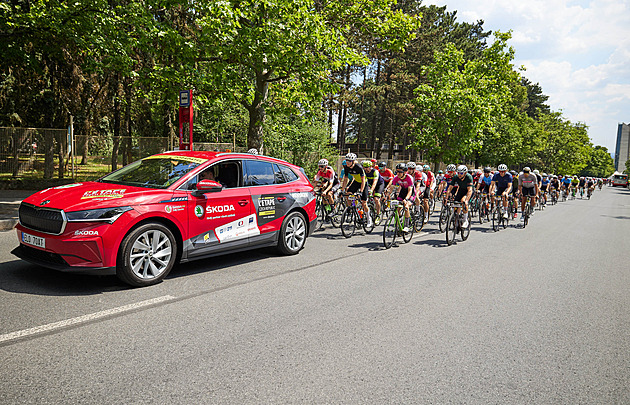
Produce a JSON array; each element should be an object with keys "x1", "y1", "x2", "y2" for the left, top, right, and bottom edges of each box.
[{"x1": 614, "y1": 123, "x2": 630, "y2": 172}]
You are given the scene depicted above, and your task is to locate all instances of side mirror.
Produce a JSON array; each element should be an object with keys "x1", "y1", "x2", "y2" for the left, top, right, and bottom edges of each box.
[{"x1": 192, "y1": 179, "x2": 222, "y2": 196}]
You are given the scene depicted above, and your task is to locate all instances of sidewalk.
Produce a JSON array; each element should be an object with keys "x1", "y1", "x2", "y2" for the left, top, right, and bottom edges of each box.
[{"x1": 0, "y1": 190, "x2": 37, "y2": 232}]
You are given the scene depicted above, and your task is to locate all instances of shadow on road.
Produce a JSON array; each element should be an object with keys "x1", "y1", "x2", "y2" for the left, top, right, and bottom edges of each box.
[{"x1": 0, "y1": 260, "x2": 124, "y2": 296}]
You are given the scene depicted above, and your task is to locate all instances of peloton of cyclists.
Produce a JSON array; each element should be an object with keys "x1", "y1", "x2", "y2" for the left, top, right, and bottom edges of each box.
[{"x1": 489, "y1": 164, "x2": 513, "y2": 219}]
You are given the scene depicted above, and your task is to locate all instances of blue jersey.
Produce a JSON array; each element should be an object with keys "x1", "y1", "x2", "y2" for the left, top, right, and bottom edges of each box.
[
  {"x1": 479, "y1": 175, "x2": 493, "y2": 186},
  {"x1": 492, "y1": 172, "x2": 513, "y2": 189},
  {"x1": 562, "y1": 177, "x2": 572, "y2": 185},
  {"x1": 542, "y1": 179, "x2": 550, "y2": 187}
]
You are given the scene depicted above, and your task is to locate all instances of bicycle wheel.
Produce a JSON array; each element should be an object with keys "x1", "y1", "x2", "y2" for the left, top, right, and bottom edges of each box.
[
  {"x1": 382, "y1": 212, "x2": 398, "y2": 249},
  {"x1": 402, "y1": 215, "x2": 414, "y2": 243},
  {"x1": 363, "y1": 208, "x2": 375, "y2": 234},
  {"x1": 522, "y1": 204, "x2": 529, "y2": 228},
  {"x1": 491, "y1": 206, "x2": 499, "y2": 232},
  {"x1": 478, "y1": 202, "x2": 486, "y2": 224},
  {"x1": 500, "y1": 207, "x2": 508, "y2": 229},
  {"x1": 314, "y1": 200, "x2": 325, "y2": 232},
  {"x1": 427, "y1": 196, "x2": 435, "y2": 216},
  {"x1": 340, "y1": 207, "x2": 356, "y2": 238},
  {"x1": 445, "y1": 212, "x2": 457, "y2": 246},
  {"x1": 438, "y1": 205, "x2": 449, "y2": 233},
  {"x1": 461, "y1": 213, "x2": 471, "y2": 241},
  {"x1": 413, "y1": 205, "x2": 425, "y2": 233},
  {"x1": 330, "y1": 200, "x2": 345, "y2": 228}
]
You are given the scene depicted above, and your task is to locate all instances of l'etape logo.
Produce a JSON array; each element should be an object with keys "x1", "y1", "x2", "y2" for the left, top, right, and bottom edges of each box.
[{"x1": 195, "y1": 205, "x2": 204, "y2": 218}]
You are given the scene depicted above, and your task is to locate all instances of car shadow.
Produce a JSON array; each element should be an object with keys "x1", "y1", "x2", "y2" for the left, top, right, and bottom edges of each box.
[
  {"x1": 347, "y1": 241, "x2": 385, "y2": 251},
  {"x1": 0, "y1": 259, "x2": 125, "y2": 296},
  {"x1": 166, "y1": 248, "x2": 274, "y2": 280}
]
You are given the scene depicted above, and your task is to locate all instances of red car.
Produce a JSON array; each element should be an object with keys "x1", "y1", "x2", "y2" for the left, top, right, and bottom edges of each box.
[{"x1": 12, "y1": 151, "x2": 316, "y2": 286}]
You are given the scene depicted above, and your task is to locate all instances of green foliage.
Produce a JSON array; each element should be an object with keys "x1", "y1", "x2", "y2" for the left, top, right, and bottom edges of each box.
[{"x1": 582, "y1": 145, "x2": 615, "y2": 178}]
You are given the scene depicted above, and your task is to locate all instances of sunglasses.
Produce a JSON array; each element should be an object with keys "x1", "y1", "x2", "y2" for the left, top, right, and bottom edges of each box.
[
  {"x1": 318, "y1": 165, "x2": 325, "y2": 168},
  {"x1": 396, "y1": 170, "x2": 404, "y2": 173}
]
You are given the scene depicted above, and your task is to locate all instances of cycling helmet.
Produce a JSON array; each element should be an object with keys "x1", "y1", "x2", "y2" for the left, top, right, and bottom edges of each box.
[
  {"x1": 378, "y1": 161, "x2": 387, "y2": 168},
  {"x1": 457, "y1": 165, "x2": 468, "y2": 174},
  {"x1": 523, "y1": 166, "x2": 531, "y2": 173},
  {"x1": 361, "y1": 160, "x2": 372, "y2": 168},
  {"x1": 342, "y1": 160, "x2": 346, "y2": 166},
  {"x1": 318, "y1": 158, "x2": 328, "y2": 166},
  {"x1": 580, "y1": 176, "x2": 584, "y2": 180},
  {"x1": 510, "y1": 170, "x2": 517, "y2": 176},
  {"x1": 446, "y1": 164, "x2": 456, "y2": 172},
  {"x1": 417, "y1": 165, "x2": 424, "y2": 171},
  {"x1": 542, "y1": 173, "x2": 547, "y2": 177},
  {"x1": 533, "y1": 169, "x2": 540, "y2": 174},
  {"x1": 476, "y1": 168, "x2": 483, "y2": 174},
  {"x1": 248, "y1": 148, "x2": 259, "y2": 155},
  {"x1": 407, "y1": 161, "x2": 416, "y2": 169},
  {"x1": 483, "y1": 167, "x2": 491, "y2": 173},
  {"x1": 498, "y1": 164, "x2": 508, "y2": 171},
  {"x1": 395, "y1": 163, "x2": 407, "y2": 171},
  {"x1": 345, "y1": 152, "x2": 357, "y2": 161},
  {"x1": 423, "y1": 164, "x2": 431, "y2": 171},
  {"x1": 438, "y1": 170, "x2": 443, "y2": 174}
]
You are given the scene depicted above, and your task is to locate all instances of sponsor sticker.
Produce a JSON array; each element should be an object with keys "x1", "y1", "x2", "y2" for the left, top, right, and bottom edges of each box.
[
  {"x1": 165, "y1": 205, "x2": 185, "y2": 214},
  {"x1": 258, "y1": 196, "x2": 276, "y2": 217},
  {"x1": 144, "y1": 155, "x2": 208, "y2": 164},
  {"x1": 214, "y1": 214, "x2": 260, "y2": 243},
  {"x1": 203, "y1": 233, "x2": 210, "y2": 243},
  {"x1": 54, "y1": 183, "x2": 83, "y2": 190},
  {"x1": 74, "y1": 230, "x2": 99, "y2": 236},
  {"x1": 194, "y1": 205, "x2": 204, "y2": 218},
  {"x1": 81, "y1": 189, "x2": 126, "y2": 200}
]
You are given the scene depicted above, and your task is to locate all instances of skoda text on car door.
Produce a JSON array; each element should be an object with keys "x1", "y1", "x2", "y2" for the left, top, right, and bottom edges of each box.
[{"x1": 13, "y1": 151, "x2": 316, "y2": 287}]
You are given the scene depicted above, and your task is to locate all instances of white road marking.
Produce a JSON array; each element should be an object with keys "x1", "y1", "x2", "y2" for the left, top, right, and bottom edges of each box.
[{"x1": 0, "y1": 295, "x2": 176, "y2": 344}]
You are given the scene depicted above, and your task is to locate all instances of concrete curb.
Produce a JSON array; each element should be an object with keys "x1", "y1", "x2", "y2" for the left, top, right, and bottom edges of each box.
[{"x1": 0, "y1": 218, "x2": 18, "y2": 232}]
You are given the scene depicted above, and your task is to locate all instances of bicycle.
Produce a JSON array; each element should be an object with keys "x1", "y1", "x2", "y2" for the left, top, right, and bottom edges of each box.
[
  {"x1": 382, "y1": 199, "x2": 414, "y2": 248},
  {"x1": 521, "y1": 196, "x2": 535, "y2": 228},
  {"x1": 313, "y1": 189, "x2": 335, "y2": 231},
  {"x1": 411, "y1": 203, "x2": 425, "y2": 233},
  {"x1": 550, "y1": 189, "x2": 558, "y2": 205},
  {"x1": 477, "y1": 193, "x2": 491, "y2": 224},
  {"x1": 491, "y1": 195, "x2": 509, "y2": 231},
  {"x1": 445, "y1": 201, "x2": 471, "y2": 245},
  {"x1": 438, "y1": 197, "x2": 453, "y2": 233},
  {"x1": 340, "y1": 193, "x2": 375, "y2": 238}
]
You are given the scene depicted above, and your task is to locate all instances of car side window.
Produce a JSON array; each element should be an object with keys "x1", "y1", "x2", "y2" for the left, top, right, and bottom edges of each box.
[
  {"x1": 244, "y1": 160, "x2": 275, "y2": 186},
  {"x1": 278, "y1": 164, "x2": 299, "y2": 183},
  {"x1": 215, "y1": 161, "x2": 241, "y2": 188},
  {"x1": 273, "y1": 164, "x2": 286, "y2": 184}
]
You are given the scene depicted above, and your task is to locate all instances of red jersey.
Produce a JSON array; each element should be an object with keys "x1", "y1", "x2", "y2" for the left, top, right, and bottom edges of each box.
[{"x1": 379, "y1": 168, "x2": 394, "y2": 183}]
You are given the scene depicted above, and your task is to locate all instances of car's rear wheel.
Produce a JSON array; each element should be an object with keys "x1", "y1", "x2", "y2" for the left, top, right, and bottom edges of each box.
[
  {"x1": 277, "y1": 211, "x2": 307, "y2": 255},
  {"x1": 117, "y1": 222, "x2": 177, "y2": 287}
]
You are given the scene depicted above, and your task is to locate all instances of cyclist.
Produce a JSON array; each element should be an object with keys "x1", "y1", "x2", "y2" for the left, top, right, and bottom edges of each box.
[
  {"x1": 435, "y1": 170, "x2": 444, "y2": 184},
  {"x1": 438, "y1": 164, "x2": 457, "y2": 198},
  {"x1": 518, "y1": 167, "x2": 539, "y2": 221},
  {"x1": 586, "y1": 177, "x2": 595, "y2": 197},
  {"x1": 445, "y1": 165, "x2": 474, "y2": 228},
  {"x1": 578, "y1": 176, "x2": 586, "y2": 197},
  {"x1": 385, "y1": 163, "x2": 415, "y2": 231},
  {"x1": 407, "y1": 162, "x2": 427, "y2": 211},
  {"x1": 378, "y1": 162, "x2": 394, "y2": 189},
  {"x1": 550, "y1": 175, "x2": 560, "y2": 201},
  {"x1": 597, "y1": 177, "x2": 603, "y2": 190},
  {"x1": 477, "y1": 167, "x2": 493, "y2": 194},
  {"x1": 571, "y1": 176, "x2": 580, "y2": 197},
  {"x1": 363, "y1": 160, "x2": 385, "y2": 222},
  {"x1": 489, "y1": 164, "x2": 513, "y2": 219},
  {"x1": 540, "y1": 173, "x2": 550, "y2": 206},
  {"x1": 510, "y1": 170, "x2": 520, "y2": 217},
  {"x1": 341, "y1": 153, "x2": 371, "y2": 226},
  {"x1": 423, "y1": 164, "x2": 436, "y2": 199},
  {"x1": 314, "y1": 158, "x2": 339, "y2": 216},
  {"x1": 561, "y1": 175, "x2": 572, "y2": 198}
]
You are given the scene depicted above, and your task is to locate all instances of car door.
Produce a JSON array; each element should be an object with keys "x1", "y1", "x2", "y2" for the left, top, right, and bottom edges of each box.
[
  {"x1": 186, "y1": 160, "x2": 256, "y2": 259},
  {"x1": 243, "y1": 159, "x2": 297, "y2": 246}
]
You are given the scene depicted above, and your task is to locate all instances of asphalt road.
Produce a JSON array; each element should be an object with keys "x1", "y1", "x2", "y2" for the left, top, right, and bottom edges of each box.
[{"x1": 1, "y1": 187, "x2": 629, "y2": 404}]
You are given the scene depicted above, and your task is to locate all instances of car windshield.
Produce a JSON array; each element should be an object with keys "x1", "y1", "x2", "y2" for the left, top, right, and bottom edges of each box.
[{"x1": 99, "y1": 155, "x2": 205, "y2": 189}]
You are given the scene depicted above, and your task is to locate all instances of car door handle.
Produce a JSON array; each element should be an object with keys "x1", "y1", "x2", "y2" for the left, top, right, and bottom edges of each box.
[
  {"x1": 238, "y1": 199, "x2": 249, "y2": 206},
  {"x1": 277, "y1": 197, "x2": 286, "y2": 202}
]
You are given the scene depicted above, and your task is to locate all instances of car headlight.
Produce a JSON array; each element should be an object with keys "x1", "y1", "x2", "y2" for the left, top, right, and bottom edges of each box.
[{"x1": 65, "y1": 207, "x2": 133, "y2": 224}]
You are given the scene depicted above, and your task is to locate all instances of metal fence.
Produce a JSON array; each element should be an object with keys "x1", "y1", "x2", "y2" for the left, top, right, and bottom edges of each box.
[{"x1": 0, "y1": 127, "x2": 246, "y2": 180}]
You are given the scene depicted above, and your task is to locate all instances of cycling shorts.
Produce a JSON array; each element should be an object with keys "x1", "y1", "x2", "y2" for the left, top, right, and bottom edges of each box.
[
  {"x1": 454, "y1": 187, "x2": 469, "y2": 202},
  {"x1": 421, "y1": 187, "x2": 430, "y2": 199},
  {"x1": 348, "y1": 182, "x2": 369, "y2": 201},
  {"x1": 372, "y1": 182, "x2": 385, "y2": 198},
  {"x1": 521, "y1": 187, "x2": 536, "y2": 197},
  {"x1": 495, "y1": 187, "x2": 508, "y2": 196}
]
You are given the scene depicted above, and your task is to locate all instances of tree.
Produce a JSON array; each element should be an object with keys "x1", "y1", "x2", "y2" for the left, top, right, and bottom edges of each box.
[{"x1": 582, "y1": 145, "x2": 614, "y2": 178}]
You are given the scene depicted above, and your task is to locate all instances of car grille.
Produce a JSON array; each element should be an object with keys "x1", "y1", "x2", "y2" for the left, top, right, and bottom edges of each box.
[
  {"x1": 18, "y1": 244, "x2": 69, "y2": 266},
  {"x1": 19, "y1": 203, "x2": 66, "y2": 234}
]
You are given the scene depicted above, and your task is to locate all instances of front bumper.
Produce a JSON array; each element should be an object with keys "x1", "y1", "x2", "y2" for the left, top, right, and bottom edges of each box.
[{"x1": 12, "y1": 244, "x2": 116, "y2": 275}]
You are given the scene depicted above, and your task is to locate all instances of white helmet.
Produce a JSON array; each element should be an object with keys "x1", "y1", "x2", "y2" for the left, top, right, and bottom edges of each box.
[
  {"x1": 446, "y1": 164, "x2": 456, "y2": 172},
  {"x1": 345, "y1": 153, "x2": 357, "y2": 161},
  {"x1": 457, "y1": 165, "x2": 468, "y2": 174},
  {"x1": 407, "y1": 161, "x2": 416, "y2": 169},
  {"x1": 247, "y1": 148, "x2": 259, "y2": 155},
  {"x1": 498, "y1": 164, "x2": 507, "y2": 171},
  {"x1": 533, "y1": 169, "x2": 540, "y2": 174},
  {"x1": 318, "y1": 159, "x2": 328, "y2": 166}
]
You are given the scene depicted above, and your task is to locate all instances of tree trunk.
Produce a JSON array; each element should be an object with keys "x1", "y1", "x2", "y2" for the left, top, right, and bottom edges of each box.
[
  {"x1": 245, "y1": 71, "x2": 270, "y2": 150},
  {"x1": 111, "y1": 74, "x2": 121, "y2": 172},
  {"x1": 369, "y1": 60, "x2": 381, "y2": 153},
  {"x1": 123, "y1": 78, "x2": 132, "y2": 166}
]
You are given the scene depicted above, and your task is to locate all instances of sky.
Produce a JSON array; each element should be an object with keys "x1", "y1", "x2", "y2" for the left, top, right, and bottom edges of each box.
[{"x1": 423, "y1": 0, "x2": 630, "y2": 153}]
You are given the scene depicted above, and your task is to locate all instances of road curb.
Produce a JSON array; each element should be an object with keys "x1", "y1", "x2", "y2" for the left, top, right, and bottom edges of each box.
[{"x1": 0, "y1": 219, "x2": 18, "y2": 232}]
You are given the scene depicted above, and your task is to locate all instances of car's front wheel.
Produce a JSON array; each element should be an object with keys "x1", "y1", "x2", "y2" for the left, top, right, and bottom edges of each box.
[
  {"x1": 277, "y1": 211, "x2": 307, "y2": 255},
  {"x1": 117, "y1": 222, "x2": 177, "y2": 287}
]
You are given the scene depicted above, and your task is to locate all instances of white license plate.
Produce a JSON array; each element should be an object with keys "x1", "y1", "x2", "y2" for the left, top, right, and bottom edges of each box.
[{"x1": 22, "y1": 232, "x2": 46, "y2": 249}]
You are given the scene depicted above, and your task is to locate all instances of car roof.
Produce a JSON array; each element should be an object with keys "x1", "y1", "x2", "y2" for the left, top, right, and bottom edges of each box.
[{"x1": 154, "y1": 150, "x2": 300, "y2": 169}]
